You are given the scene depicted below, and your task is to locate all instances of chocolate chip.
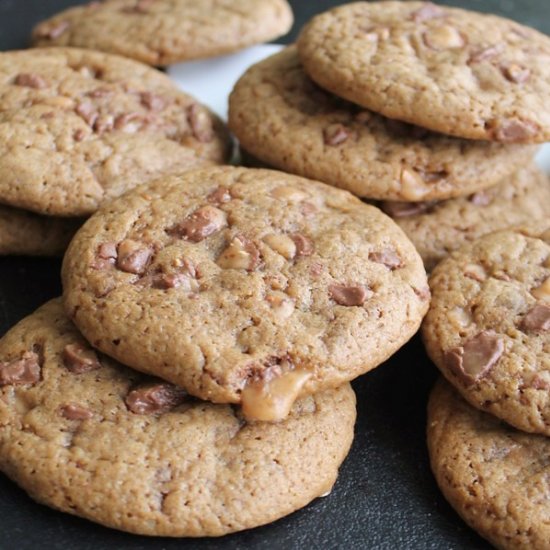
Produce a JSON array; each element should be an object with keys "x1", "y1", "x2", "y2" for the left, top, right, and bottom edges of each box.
[
  {"x1": 207, "y1": 186, "x2": 232, "y2": 205},
  {"x1": 36, "y1": 20, "x2": 70, "y2": 40},
  {"x1": 73, "y1": 128, "x2": 87, "y2": 142},
  {"x1": 444, "y1": 331, "x2": 504, "y2": 385},
  {"x1": 88, "y1": 87, "x2": 113, "y2": 99},
  {"x1": 116, "y1": 240, "x2": 153, "y2": 275},
  {"x1": 369, "y1": 248, "x2": 403, "y2": 270},
  {"x1": 413, "y1": 286, "x2": 431, "y2": 301},
  {"x1": 0, "y1": 352, "x2": 41, "y2": 386},
  {"x1": 520, "y1": 304, "x2": 550, "y2": 333},
  {"x1": 381, "y1": 200, "x2": 433, "y2": 218},
  {"x1": 92, "y1": 242, "x2": 118, "y2": 270},
  {"x1": 140, "y1": 91, "x2": 165, "y2": 111},
  {"x1": 169, "y1": 206, "x2": 227, "y2": 242},
  {"x1": 487, "y1": 118, "x2": 539, "y2": 142},
  {"x1": 323, "y1": 123, "x2": 349, "y2": 146},
  {"x1": 469, "y1": 44, "x2": 504, "y2": 64},
  {"x1": 60, "y1": 403, "x2": 94, "y2": 420},
  {"x1": 187, "y1": 104, "x2": 214, "y2": 143},
  {"x1": 63, "y1": 344, "x2": 101, "y2": 374},
  {"x1": 290, "y1": 234, "x2": 314, "y2": 258},
  {"x1": 121, "y1": 0, "x2": 155, "y2": 13},
  {"x1": 125, "y1": 382, "x2": 187, "y2": 415},
  {"x1": 411, "y1": 2, "x2": 445, "y2": 22},
  {"x1": 14, "y1": 73, "x2": 48, "y2": 89},
  {"x1": 502, "y1": 64, "x2": 530, "y2": 84},
  {"x1": 93, "y1": 115, "x2": 114, "y2": 135},
  {"x1": 75, "y1": 102, "x2": 98, "y2": 127},
  {"x1": 114, "y1": 112, "x2": 144, "y2": 132},
  {"x1": 329, "y1": 284, "x2": 371, "y2": 306}
]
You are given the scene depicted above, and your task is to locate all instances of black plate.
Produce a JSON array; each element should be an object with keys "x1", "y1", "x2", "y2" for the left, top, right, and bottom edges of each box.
[{"x1": 1, "y1": 1, "x2": 548, "y2": 548}]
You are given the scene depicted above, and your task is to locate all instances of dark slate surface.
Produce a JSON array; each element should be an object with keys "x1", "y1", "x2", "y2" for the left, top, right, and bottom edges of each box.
[{"x1": 0, "y1": 1, "x2": 548, "y2": 549}]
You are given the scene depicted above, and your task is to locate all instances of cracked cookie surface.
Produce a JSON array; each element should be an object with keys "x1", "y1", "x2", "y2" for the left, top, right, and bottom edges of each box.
[
  {"x1": 422, "y1": 224, "x2": 550, "y2": 435},
  {"x1": 229, "y1": 47, "x2": 537, "y2": 202},
  {"x1": 62, "y1": 166, "x2": 428, "y2": 415},
  {"x1": 0, "y1": 48, "x2": 230, "y2": 216},
  {"x1": 0, "y1": 299, "x2": 356, "y2": 536},
  {"x1": 0, "y1": 204, "x2": 82, "y2": 256},
  {"x1": 297, "y1": 1, "x2": 550, "y2": 142},
  {"x1": 383, "y1": 164, "x2": 550, "y2": 270},
  {"x1": 32, "y1": 0, "x2": 293, "y2": 66},
  {"x1": 428, "y1": 379, "x2": 550, "y2": 549}
]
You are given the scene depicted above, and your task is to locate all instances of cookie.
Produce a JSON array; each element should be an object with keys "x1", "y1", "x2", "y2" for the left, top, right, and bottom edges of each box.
[
  {"x1": 229, "y1": 47, "x2": 537, "y2": 202},
  {"x1": 32, "y1": 0, "x2": 293, "y2": 66},
  {"x1": 0, "y1": 299, "x2": 355, "y2": 536},
  {"x1": 0, "y1": 204, "x2": 81, "y2": 256},
  {"x1": 422, "y1": 224, "x2": 550, "y2": 435},
  {"x1": 382, "y1": 164, "x2": 550, "y2": 270},
  {"x1": 62, "y1": 166, "x2": 429, "y2": 420},
  {"x1": 297, "y1": 1, "x2": 550, "y2": 143},
  {"x1": 0, "y1": 48, "x2": 230, "y2": 216},
  {"x1": 428, "y1": 378, "x2": 550, "y2": 549}
]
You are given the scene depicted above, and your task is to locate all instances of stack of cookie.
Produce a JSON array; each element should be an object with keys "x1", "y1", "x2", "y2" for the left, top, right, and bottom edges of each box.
[
  {"x1": 0, "y1": 47, "x2": 231, "y2": 256},
  {"x1": 0, "y1": 164, "x2": 430, "y2": 535},
  {"x1": 422, "y1": 224, "x2": 550, "y2": 547},
  {"x1": 228, "y1": 1, "x2": 550, "y2": 272}
]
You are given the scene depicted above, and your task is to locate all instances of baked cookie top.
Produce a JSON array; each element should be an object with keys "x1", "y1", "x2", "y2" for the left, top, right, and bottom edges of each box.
[
  {"x1": 62, "y1": 166, "x2": 429, "y2": 419},
  {"x1": 0, "y1": 48, "x2": 230, "y2": 216},
  {"x1": 229, "y1": 47, "x2": 537, "y2": 202},
  {"x1": 0, "y1": 204, "x2": 82, "y2": 257},
  {"x1": 32, "y1": 0, "x2": 293, "y2": 66},
  {"x1": 297, "y1": 1, "x2": 550, "y2": 142},
  {"x1": 382, "y1": 164, "x2": 550, "y2": 270},
  {"x1": 422, "y1": 224, "x2": 550, "y2": 434},
  {"x1": 428, "y1": 379, "x2": 550, "y2": 549},
  {"x1": 0, "y1": 299, "x2": 356, "y2": 537}
]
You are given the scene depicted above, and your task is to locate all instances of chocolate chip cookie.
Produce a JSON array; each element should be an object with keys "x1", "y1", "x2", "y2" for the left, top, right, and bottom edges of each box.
[
  {"x1": 32, "y1": 0, "x2": 293, "y2": 66},
  {"x1": 0, "y1": 48, "x2": 230, "y2": 216},
  {"x1": 428, "y1": 379, "x2": 550, "y2": 549},
  {"x1": 0, "y1": 299, "x2": 356, "y2": 536},
  {"x1": 229, "y1": 47, "x2": 537, "y2": 202},
  {"x1": 298, "y1": 2, "x2": 550, "y2": 142},
  {"x1": 62, "y1": 166, "x2": 429, "y2": 420},
  {"x1": 422, "y1": 224, "x2": 550, "y2": 435},
  {"x1": 0, "y1": 204, "x2": 81, "y2": 256},
  {"x1": 382, "y1": 164, "x2": 550, "y2": 270}
]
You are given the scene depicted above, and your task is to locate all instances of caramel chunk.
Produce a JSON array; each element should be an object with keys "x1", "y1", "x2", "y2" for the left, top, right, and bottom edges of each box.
[
  {"x1": 60, "y1": 403, "x2": 94, "y2": 420},
  {"x1": 531, "y1": 277, "x2": 550, "y2": 301},
  {"x1": 290, "y1": 234, "x2": 314, "y2": 258},
  {"x1": 114, "y1": 112, "x2": 143, "y2": 132},
  {"x1": 0, "y1": 352, "x2": 41, "y2": 386},
  {"x1": 116, "y1": 240, "x2": 153, "y2": 275},
  {"x1": 520, "y1": 304, "x2": 550, "y2": 333},
  {"x1": 241, "y1": 370, "x2": 311, "y2": 422},
  {"x1": 413, "y1": 286, "x2": 431, "y2": 301},
  {"x1": 329, "y1": 284, "x2": 371, "y2": 306},
  {"x1": 170, "y1": 206, "x2": 227, "y2": 242},
  {"x1": 140, "y1": 91, "x2": 165, "y2": 111},
  {"x1": 217, "y1": 235, "x2": 260, "y2": 271},
  {"x1": 369, "y1": 248, "x2": 402, "y2": 270},
  {"x1": 63, "y1": 344, "x2": 101, "y2": 374},
  {"x1": 381, "y1": 200, "x2": 433, "y2": 218},
  {"x1": 14, "y1": 73, "x2": 48, "y2": 89},
  {"x1": 36, "y1": 20, "x2": 70, "y2": 39},
  {"x1": 469, "y1": 44, "x2": 504, "y2": 64},
  {"x1": 126, "y1": 382, "x2": 187, "y2": 415},
  {"x1": 502, "y1": 64, "x2": 530, "y2": 84},
  {"x1": 423, "y1": 25, "x2": 465, "y2": 50},
  {"x1": 75, "y1": 102, "x2": 98, "y2": 127},
  {"x1": 444, "y1": 331, "x2": 504, "y2": 385},
  {"x1": 411, "y1": 2, "x2": 445, "y2": 22},
  {"x1": 207, "y1": 186, "x2": 232, "y2": 205},
  {"x1": 187, "y1": 104, "x2": 214, "y2": 143},
  {"x1": 323, "y1": 123, "x2": 349, "y2": 146},
  {"x1": 469, "y1": 190, "x2": 492, "y2": 206}
]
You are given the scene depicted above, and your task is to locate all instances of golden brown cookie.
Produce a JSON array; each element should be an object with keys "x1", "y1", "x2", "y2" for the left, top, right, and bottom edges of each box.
[
  {"x1": 0, "y1": 204, "x2": 81, "y2": 256},
  {"x1": 298, "y1": 1, "x2": 550, "y2": 142},
  {"x1": 229, "y1": 47, "x2": 537, "y2": 202},
  {"x1": 0, "y1": 299, "x2": 356, "y2": 536},
  {"x1": 422, "y1": 224, "x2": 550, "y2": 434},
  {"x1": 62, "y1": 166, "x2": 429, "y2": 420},
  {"x1": 428, "y1": 379, "x2": 550, "y2": 549},
  {"x1": 382, "y1": 164, "x2": 550, "y2": 270},
  {"x1": 0, "y1": 48, "x2": 230, "y2": 216},
  {"x1": 32, "y1": 0, "x2": 293, "y2": 66}
]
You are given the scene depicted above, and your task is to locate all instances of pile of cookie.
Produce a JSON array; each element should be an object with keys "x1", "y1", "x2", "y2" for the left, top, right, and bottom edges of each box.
[
  {"x1": 229, "y1": 2, "x2": 550, "y2": 271},
  {"x1": 227, "y1": 1, "x2": 550, "y2": 547},
  {"x1": 0, "y1": 0, "x2": 433, "y2": 538}
]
